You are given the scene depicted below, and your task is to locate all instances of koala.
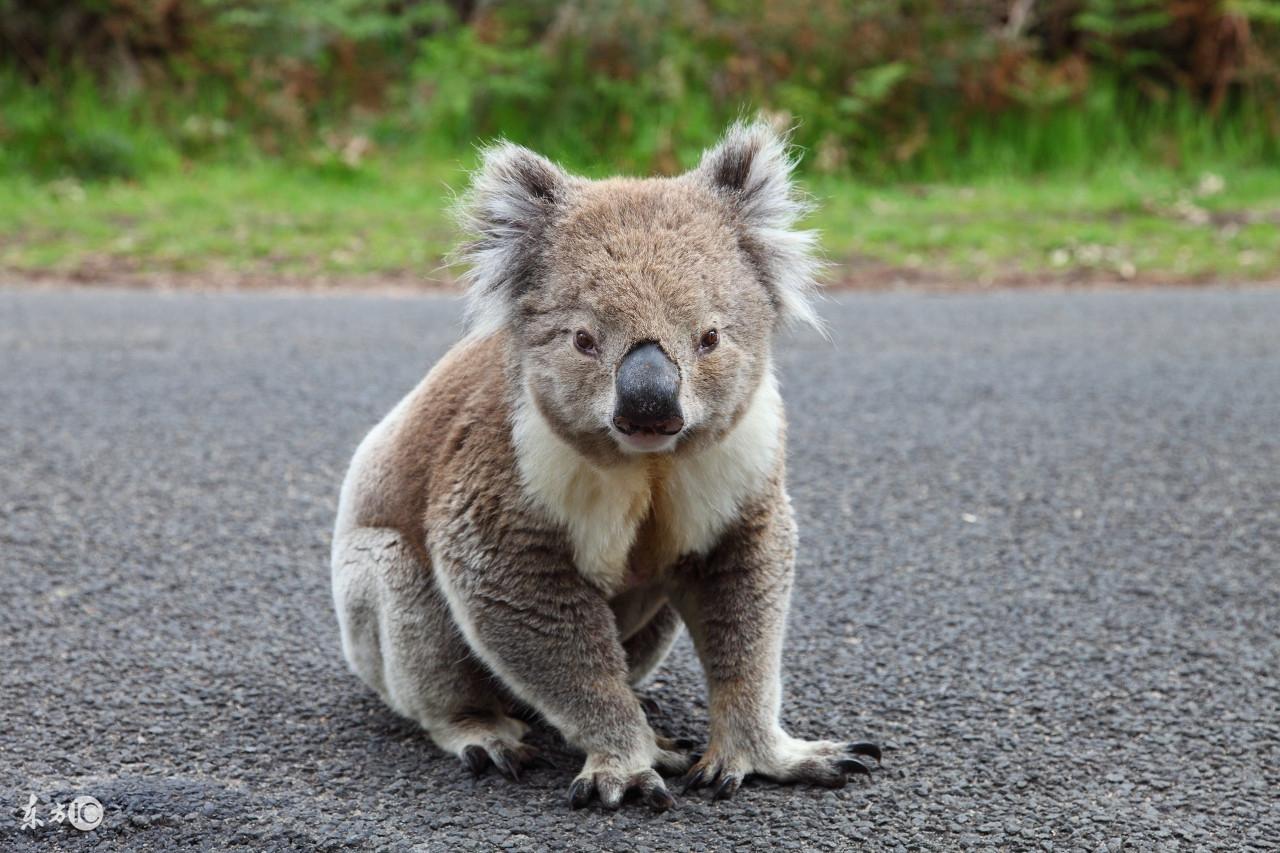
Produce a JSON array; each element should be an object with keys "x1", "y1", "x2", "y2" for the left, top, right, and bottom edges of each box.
[{"x1": 331, "y1": 121, "x2": 881, "y2": 811}]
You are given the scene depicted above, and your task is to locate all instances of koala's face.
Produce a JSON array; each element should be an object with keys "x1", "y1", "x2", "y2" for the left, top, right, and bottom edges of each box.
[
  {"x1": 458, "y1": 123, "x2": 822, "y2": 463},
  {"x1": 515, "y1": 180, "x2": 780, "y2": 460}
]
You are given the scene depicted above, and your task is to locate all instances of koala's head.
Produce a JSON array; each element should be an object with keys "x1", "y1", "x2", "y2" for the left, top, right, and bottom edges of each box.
[{"x1": 456, "y1": 121, "x2": 823, "y2": 463}]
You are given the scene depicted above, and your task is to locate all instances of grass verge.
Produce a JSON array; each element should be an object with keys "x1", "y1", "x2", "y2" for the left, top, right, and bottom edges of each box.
[{"x1": 1, "y1": 157, "x2": 1277, "y2": 289}]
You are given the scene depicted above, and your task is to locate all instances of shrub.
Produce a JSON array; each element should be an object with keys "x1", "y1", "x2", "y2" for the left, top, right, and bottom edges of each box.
[{"x1": 1, "y1": 0, "x2": 1276, "y2": 179}]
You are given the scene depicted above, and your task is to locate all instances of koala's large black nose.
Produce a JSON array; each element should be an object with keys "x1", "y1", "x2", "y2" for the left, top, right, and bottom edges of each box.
[{"x1": 613, "y1": 342, "x2": 684, "y2": 436}]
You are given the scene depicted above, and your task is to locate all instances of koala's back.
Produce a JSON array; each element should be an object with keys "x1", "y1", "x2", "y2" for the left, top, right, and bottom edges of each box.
[{"x1": 334, "y1": 331, "x2": 516, "y2": 557}]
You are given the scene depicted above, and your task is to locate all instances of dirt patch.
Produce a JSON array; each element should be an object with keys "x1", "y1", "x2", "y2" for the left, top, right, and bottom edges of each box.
[
  {"x1": 3, "y1": 257, "x2": 1277, "y2": 295},
  {"x1": 815, "y1": 256, "x2": 1279, "y2": 292},
  {"x1": 1, "y1": 263, "x2": 455, "y2": 295}
]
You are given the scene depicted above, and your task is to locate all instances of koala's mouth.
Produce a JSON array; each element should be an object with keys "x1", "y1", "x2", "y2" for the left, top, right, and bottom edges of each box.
[
  {"x1": 611, "y1": 416, "x2": 684, "y2": 438},
  {"x1": 612, "y1": 427, "x2": 680, "y2": 454}
]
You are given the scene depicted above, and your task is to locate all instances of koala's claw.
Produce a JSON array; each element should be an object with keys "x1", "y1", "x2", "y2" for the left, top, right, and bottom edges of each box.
[
  {"x1": 713, "y1": 773, "x2": 743, "y2": 800},
  {"x1": 648, "y1": 785, "x2": 677, "y2": 811},
  {"x1": 847, "y1": 741, "x2": 882, "y2": 764},
  {"x1": 461, "y1": 745, "x2": 490, "y2": 776},
  {"x1": 639, "y1": 697, "x2": 663, "y2": 719},
  {"x1": 678, "y1": 762, "x2": 717, "y2": 794},
  {"x1": 679, "y1": 758, "x2": 744, "y2": 796},
  {"x1": 568, "y1": 768, "x2": 675, "y2": 811},
  {"x1": 679, "y1": 760, "x2": 746, "y2": 800},
  {"x1": 568, "y1": 778, "x2": 592, "y2": 809},
  {"x1": 836, "y1": 756, "x2": 874, "y2": 778},
  {"x1": 492, "y1": 749, "x2": 522, "y2": 781}
]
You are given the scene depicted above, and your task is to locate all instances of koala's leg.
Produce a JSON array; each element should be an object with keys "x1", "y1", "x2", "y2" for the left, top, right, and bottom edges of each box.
[
  {"x1": 432, "y1": 530, "x2": 694, "y2": 811},
  {"x1": 621, "y1": 604, "x2": 696, "y2": 753},
  {"x1": 332, "y1": 526, "x2": 540, "y2": 778},
  {"x1": 669, "y1": 497, "x2": 881, "y2": 800},
  {"x1": 621, "y1": 603, "x2": 682, "y2": 687}
]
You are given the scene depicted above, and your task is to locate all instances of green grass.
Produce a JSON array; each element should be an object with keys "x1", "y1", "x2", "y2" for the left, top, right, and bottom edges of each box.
[
  {"x1": 1, "y1": 156, "x2": 1278, "y2": 288},
  {"x1": 814, "y1": 165, "x2": 1280, "y2": 285},
  {"x1": 0, "y1": 157, "x2": 462, "y2": 285}
]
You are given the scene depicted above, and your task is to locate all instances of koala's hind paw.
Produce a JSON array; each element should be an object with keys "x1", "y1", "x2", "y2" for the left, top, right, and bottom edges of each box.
[
  {"x1": 653, "y1": 735, "x2": 698, "y2": 775},
  {"x1": 680, "y1": 737, "x2": 882, "y2": 800},
  {"x1": 767, "y1": 737, "x2": 880, "y2": 787},
  {"x1": 459, "y1": 741, "x2": 547, "y2": 781},
  {"x1": 679, "y1": 754, "x2": 750, "y2": 798},
  {"x1": 443, "y1": 714, "x2": 547, "y2": 781}
]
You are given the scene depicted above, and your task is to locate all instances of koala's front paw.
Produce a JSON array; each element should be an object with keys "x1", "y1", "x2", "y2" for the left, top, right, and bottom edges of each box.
[
  {"x1": 567, "y1": 739, "x2": 694, "y2": 811},
  {"x1": 680, "y1": 736, "x2": 881, "y2": 800}
]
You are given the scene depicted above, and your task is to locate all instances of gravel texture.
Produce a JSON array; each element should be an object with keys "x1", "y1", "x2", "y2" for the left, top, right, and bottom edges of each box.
[{"x1": 2, "y1": 287, "x2": 1277, "y2": 852}]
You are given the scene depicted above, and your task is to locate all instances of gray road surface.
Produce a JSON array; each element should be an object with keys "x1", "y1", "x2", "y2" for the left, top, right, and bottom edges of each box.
[{"x1": 2, "y1": 287, "x2": 1277, "y2": 851}]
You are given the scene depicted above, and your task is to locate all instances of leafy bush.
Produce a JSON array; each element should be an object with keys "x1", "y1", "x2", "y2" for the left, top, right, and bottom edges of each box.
[
  {"x1": 0, "y1": 72, "x2": 179, "y2": 179},
  {"x1": 1, "y1": 0, "x2": 1276, "y2": 180}
]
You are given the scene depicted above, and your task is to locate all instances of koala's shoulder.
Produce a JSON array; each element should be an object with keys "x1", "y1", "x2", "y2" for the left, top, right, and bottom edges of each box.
[{"x1": 364, "y1": 332, "x2": 521, "y2": 538}]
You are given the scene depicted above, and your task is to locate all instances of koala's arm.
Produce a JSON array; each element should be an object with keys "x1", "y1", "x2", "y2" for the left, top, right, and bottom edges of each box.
[
  {"x1": 670, "y1": 480, "x2": 877, "y2": 797},
  {"x1": 430, "y1": 501, "x2": 687, "y2": 808}
]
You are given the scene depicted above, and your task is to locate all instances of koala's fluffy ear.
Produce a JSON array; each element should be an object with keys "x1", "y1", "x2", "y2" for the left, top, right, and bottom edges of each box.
[
  {"x1": 455, "y1": 142, "x2": 573, "y2": 333},
  {"x1": 693, "y1": 121, "x2": 825, "y2": 334}
]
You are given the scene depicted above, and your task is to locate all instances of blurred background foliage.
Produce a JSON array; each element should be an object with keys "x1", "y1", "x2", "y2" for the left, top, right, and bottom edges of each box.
[{"x1": 2, "y1": 0, "x2": 1278, "y2": 182}]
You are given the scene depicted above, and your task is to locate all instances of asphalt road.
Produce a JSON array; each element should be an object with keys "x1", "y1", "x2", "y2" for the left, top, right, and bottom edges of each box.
[{"x1": 2, "y1": 287, "x2": 1277, "y2": 852}]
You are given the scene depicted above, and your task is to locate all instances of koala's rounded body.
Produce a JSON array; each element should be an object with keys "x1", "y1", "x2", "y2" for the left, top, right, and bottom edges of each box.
[{"x1": 331, "y1": 123, "x2": 879, "y2": 811}]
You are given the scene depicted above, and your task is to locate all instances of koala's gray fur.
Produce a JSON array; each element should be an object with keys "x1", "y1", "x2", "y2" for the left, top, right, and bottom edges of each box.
[{"x1": 331, "y1": 121, "x2": 880, "y2": 811}]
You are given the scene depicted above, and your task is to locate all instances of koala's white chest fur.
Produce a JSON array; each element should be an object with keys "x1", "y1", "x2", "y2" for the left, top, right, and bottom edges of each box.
[{"x1": 512, "y1": 372, "x2": 784, "y2": 595}]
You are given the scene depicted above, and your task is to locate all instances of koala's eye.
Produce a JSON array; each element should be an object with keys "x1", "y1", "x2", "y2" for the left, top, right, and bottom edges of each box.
[
  {"x1": 698, "y1": 328, "x2": 719, "y2": 353},
  {"x1": 574, "y1": 329, "x2": 598, "y2": 356}
]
